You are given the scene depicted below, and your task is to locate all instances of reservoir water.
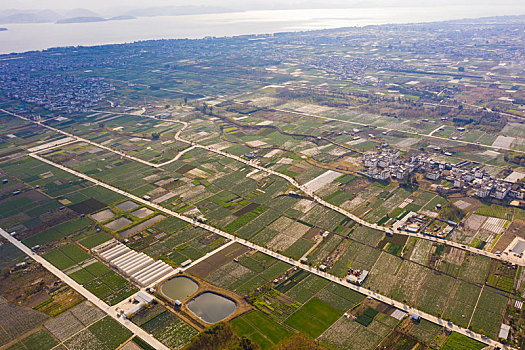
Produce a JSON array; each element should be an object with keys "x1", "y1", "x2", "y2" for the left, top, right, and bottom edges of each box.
[
  {"x1": 186, "y1": 292, "x2": 236, "y2": 324},
  {"x1": 0, "y1": 5, "x2": 524, "y2": 54},
  {"x1": 160, "y1": 276, "x2": 198, "y2": 301}
]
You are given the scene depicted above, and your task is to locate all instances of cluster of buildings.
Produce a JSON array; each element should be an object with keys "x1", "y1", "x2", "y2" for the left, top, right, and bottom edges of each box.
[
  {"x1": 361, "y1": 149, "x2": 414, "y2": 181},
  {"x1": 1, "y1": 74, "x2": 114, "y2": 113},
  {"x1": 362, "y1": 148, "x2": 525, "y2": 203}
]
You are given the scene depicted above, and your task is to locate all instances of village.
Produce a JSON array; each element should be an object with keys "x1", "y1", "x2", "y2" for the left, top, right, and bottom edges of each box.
[{"x1": 362, "y1": 148, "x2": 525, "y2": 205}]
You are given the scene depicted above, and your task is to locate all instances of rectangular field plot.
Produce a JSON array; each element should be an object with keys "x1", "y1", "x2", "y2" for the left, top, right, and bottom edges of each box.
[
  {"x1": 5, "y1": 329, "x2": 58, "y2": 350},
  {"x1": 388, "y1": 261, "x2": 430, "y2": 306},
  {"x1": 23, "y1": 217, "x2": 92, "y2": 247},
  {"x1": 415, "y1": 272, "x2": 455, "y2": 316},
  {"x1": 141, "y1": 311, "x2": 197, "y2": 349},
  {"x1": 231, "y1": 311, "x2": 293, "y2": 350},
  {"x1": 320, "y1": 312, "x2": 398, "y2": 350},
  {"x1": 284, "y1": 298, "x2": 343, "y2": 338},
  {"x1": 43, "y1": 243, "x2": 90, "y2": 270},
  {"x1": 408, "y1": 319, "x2": 442, "y2": 344},
  {"x1": 469, "y1": 287, "x2": 508, "y2": 338},
  {"x1": 443, "y1": 281, "x2": 481, "y2": 328},
  {"x1": 440, "y1": 332, "x2": 485, "y2": 350},
  {"x1": 458, "y1": 254, "x2": 491, "y2": 285},
  {"x1": 315, "y1": 282, "x2": 365, "y2": 312},
  {"x1": 68, "y1": 261, "x2": 138, "y2": 306},
  {"x1": 0, "y1": 303, "x2": 50, "y2": 347},
  {"x1": 285, "y1": 274, "x2": 329, "y2": 304}
]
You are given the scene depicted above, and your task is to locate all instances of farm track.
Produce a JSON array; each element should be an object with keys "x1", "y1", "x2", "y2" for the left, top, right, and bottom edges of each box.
[
  {"x1": 3, "y1": 105, "x2": 524, "y2": 265},
  {"x1": 15, "y1": 103, "x2": 518, "y2": 265},
  {"x1": 20, "y1": 152, "x2": 513, "y2": 350},
  {"x1": 0, "y1": 228, "x2": 170, "y2": 350},
  {"x1": 143, "y1": 114, "x2": 525, "y2": 267}
]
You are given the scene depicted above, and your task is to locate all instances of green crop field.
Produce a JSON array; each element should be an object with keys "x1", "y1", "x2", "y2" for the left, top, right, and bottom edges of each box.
[
  {"x1": 440, "y1": 332, "x2": 485, "y2": 350},
  {"x1": 88, "y1": 316, "x2": 132, "y2": 349},
  {"x1": 284, "y1": 298, "x2": 343, "y2": 338},
  {"x1": 231, "y1": 311, "x2": 293, "y2": 349}
]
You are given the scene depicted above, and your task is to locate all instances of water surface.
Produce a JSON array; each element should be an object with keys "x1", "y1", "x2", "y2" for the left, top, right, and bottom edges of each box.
[
  {"x1": 1, "y1": 5, "x2": 524, "y2": 54},
  {"x1": 187, "y1": 292, "x2": 236, "y2": 323},
  {"x1": 160, "y1": 276, "x2": 198, "y2": 301}
]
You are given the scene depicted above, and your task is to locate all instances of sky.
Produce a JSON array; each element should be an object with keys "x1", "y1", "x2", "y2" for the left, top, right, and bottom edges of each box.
[{"x1": 2, "y1": 0, "x2": 525, "y2": 12}]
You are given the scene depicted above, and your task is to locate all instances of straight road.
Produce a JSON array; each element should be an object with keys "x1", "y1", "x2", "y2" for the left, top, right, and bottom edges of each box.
[
  {"x1": 0, "y1": 108, "x2": 192, "y2": 169},
  {"x1": 160, "y1": 118, "x2": 525, "y2": 267},
  {"x1": 271, "y1": 106, "x2": 520, "y2": 153},
  {"x1": 0, "y1": 228, "x2": 170, "y2": 350},
  {"x1": 27, "y1": 153, "x2": 512, "y2": 349}
]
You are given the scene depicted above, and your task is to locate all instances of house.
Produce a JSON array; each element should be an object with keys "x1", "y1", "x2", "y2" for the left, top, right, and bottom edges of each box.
[
  {"x1": 425, "y1": 172, "x2": 440, "y2": 181},
  {"x1": 125, "y1": 291, "x2": 156, "y2": 319},
  {"x1": 347, "y1": 270, "x2": 369, "y2": 285},
  {"x1": 498, "y1": 324, "x2": 510, "y2": 340}
]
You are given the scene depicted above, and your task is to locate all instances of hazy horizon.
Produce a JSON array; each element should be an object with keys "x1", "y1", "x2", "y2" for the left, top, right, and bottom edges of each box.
[{"x1": 2, "y1": 0, "x2": 525, "y2": 16}]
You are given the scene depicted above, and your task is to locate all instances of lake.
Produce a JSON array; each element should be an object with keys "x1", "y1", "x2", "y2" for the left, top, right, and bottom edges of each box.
[{"x1": 0, "y1": 5, "x2": 524, "y2": 54}]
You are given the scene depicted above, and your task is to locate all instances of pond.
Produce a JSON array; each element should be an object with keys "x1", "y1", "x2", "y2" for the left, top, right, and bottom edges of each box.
[
  {"x1": 160, "y1": 276, "x2": 198, "y2": 301},
  {"x1": 187, "y1": 292, "x2": 236, "y2": 324}
]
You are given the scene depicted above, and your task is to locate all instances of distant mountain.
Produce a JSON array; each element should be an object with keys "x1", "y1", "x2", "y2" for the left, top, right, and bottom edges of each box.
[
  {"x1": 63, "y1": 8, "x2": 100, "y2": 18},
  {"x1": 56, "y1": 16, "x2": 106, "y2": 24},
  {"x1": 0, "y1": 6, "x2": 231, "y2": 25},
  {"x1": 124, "y1": 6, "x2": 235, "y2": 17},
  {"x1": 0, "y1": 9, "x2": 60, "y2": 24},
  {"x1": 56, "y1": 15, "x2": 136, "y2": 24},
  {"x1": 108, "y1": 15, "x2": 136, "y2": 21}
]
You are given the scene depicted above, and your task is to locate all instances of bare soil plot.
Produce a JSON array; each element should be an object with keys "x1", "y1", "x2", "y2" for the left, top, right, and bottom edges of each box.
[
  {"x1": 0, "y1": 303, "x2": 49, "y2": 346},
  {"x1": 454, "y1": 200, "x2": 471, "y2": 210},
  {"x1": 492, "y1": 135, "x2": 515, "y2": 148},
  {"x1": 130, "y1": 207, "x2": 154, "y2": 219},
  {"x1": 44, "y1": 309, "x2": 85, "y2": 341},
  {"x1": 303, "y1": 227, "x2": 323, "y2": 241},
  {"x1": 69, "y1": 198, "x2": 106, "y2": 215},
  {"x1": 493, "y1": 220, "x2": 525, "y2": 252},
  {"x1": 115, "y1": 200, "x2": 140, "y2": 212},
  {"x1": 409, "y1": 239, "x2": 433, "y2": 265},
  {"x1": 186, "y1": 242, "x2": 246, "y2": 278},
  {"x1": 91, "y1": 209, "x2": 115, "y2": 223},
  {"x1": 105, "y1": 217, "x2": 132, "y2": 231},
  {"x1": 464, "y1": 214, "x2": 486, "y2": 231},
  {"x1": 233, "y1": 203, "x2": 260, "y2": 217}
]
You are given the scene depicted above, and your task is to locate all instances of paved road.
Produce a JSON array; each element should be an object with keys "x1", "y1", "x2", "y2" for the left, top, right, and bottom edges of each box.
[
  {"x1": 17, "y1": 104, "x2": 520, "y2": 265},
  {"x1": 159, "y1": 119, "x2": 525, "y2": 267},
  {"x1": 28, "y1": 153, "x2": 512, "y2": 349},
  {"x1": 0, "y1": 108, "x2": 191, "y2": 169},
  {"x1": 101, "y1": 110, "x2": 524, "y2": 267},
  {"x1": 271, "y1": 106, "x2": 521, "y2": 153},
  {"x1": 0, "y1": 228, "x2": 170, "y2": 350}
]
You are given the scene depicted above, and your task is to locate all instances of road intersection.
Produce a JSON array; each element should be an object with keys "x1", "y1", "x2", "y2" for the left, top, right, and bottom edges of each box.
[{"x1": 27, "y1": 152, "x2": 512, "y2": 349}]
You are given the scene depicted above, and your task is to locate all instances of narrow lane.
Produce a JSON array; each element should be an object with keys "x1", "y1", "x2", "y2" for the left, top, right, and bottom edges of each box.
[
  {"x1": 0, "y1": 228, "x2": 170, "y2": 350},
  {"x1": 27, "y1": 153, "x2": 512, "y2": 350}
]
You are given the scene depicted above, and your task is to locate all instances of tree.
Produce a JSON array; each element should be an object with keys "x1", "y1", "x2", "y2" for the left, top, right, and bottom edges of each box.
[
  {"x1": 151, "y1": 132, "x2": 160, "y2": 140},
  {"x1": 184, "y1": 97, "x2": 188, "y2": 104},
  {"x1": 186, "y1": 323, "x2": 259, "y2": 350},
  {"x1": 276, "y1": 334, "x2": 324, "y2": 350}
]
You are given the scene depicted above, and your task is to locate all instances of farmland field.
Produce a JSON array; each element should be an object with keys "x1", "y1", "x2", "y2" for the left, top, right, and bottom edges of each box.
[{"x1": 284, "y1": 298, "x2": 343, "y2": 338}]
